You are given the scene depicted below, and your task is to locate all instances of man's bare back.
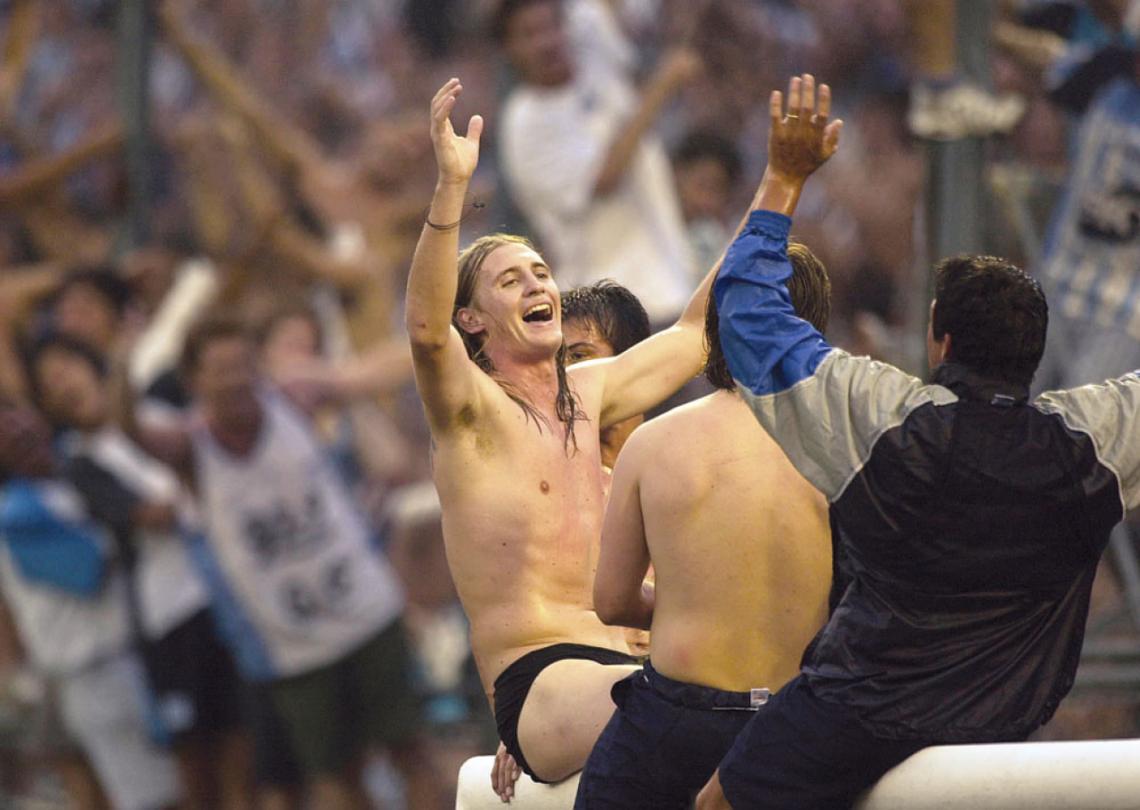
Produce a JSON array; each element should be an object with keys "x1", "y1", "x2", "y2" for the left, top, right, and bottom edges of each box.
[
  {"x1": 584, "y1": 110, "x2": 844, "y2": 802},
  {"x1": 598, "y1": 390, "x2": 831, "y2": 691}
]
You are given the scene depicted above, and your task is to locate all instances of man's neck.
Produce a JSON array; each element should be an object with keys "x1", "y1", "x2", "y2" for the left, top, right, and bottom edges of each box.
[{"x1": 485, "y1": 348, "x2": 561, "y2": 408}]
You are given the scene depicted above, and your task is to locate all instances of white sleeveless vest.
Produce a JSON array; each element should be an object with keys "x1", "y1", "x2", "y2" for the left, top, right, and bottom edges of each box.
[{"x1": 190, "y1": 391, "x2": 403, "y2": 680}]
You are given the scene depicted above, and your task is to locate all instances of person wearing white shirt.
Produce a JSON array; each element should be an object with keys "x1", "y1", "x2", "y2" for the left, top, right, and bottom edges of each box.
[{"x1": 496, "y1": 0, "x2": 701, "y2": 324}]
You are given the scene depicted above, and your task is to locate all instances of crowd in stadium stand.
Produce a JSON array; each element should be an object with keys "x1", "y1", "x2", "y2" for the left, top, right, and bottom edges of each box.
[{"x1": 0, "y1": 0, "x2": 1137, "y2": 807}]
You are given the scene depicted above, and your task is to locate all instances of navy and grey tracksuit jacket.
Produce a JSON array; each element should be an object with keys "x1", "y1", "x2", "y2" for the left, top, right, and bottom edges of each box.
[{"x1": 715, "y1": 210, "x2": 1140, "y2": 742}]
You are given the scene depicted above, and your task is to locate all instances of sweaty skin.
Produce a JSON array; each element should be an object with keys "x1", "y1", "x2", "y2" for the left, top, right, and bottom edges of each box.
[{"x1": 595, "y1": 391, "x2": 831, "y2": 692}]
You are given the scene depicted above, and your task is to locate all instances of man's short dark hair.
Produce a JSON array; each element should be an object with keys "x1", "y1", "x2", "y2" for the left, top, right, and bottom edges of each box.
[
  {"x1": 561, "y1": 280, "x2": 651, "y2": 355},
  {"x1": 704, "y1": 240, "x2": 831, "y2": 390},
  {"x1": 180, "y1": 314, "x2": 251, "y2": 378},
  {"x1": 932, "y1": 255, "x2": 1047, "y2": 387},
  {"x1": 489, "y1": 0, "x2": 561, "y2": 42},
  {"x1": 674, "y1": 131, "x2": 743, "y2": 185}
]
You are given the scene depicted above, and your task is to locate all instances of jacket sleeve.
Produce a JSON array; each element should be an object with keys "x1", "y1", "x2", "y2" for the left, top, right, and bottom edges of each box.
[
  {"x1": 1036, "y1": 371, "x2": 1140, "y2": 512},
  {"x1": 714, "y1": 210, "x2": 954, "y2": 501}
]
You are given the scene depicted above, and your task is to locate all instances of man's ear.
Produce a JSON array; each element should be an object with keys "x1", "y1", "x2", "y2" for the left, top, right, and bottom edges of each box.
[
  {"x1": 455, "y1": 307, "x2": 485, "y2": 336},
  {"x1": 939, "y1": 332, "x2": 953, "y2": 364}
]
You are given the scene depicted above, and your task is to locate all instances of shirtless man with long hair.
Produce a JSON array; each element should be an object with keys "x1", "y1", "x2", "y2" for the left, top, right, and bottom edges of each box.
[{"x1": 405, "y1": 76, "x2": 754, "y2": 787}]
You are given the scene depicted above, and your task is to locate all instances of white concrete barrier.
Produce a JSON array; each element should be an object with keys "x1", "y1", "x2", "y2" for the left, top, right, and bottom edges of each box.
[
  {"x1": 456, "y1": 739, "x2": 1140, "y2": 809},
  {"x1": 456, "y1": 756, "x2": 580, "y2": 810},
  {"x1": 854, "y1": 739, "x2": 1140, "y2": 809}
]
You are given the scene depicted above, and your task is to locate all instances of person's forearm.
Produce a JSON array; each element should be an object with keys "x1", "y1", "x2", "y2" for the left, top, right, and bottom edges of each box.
[
  {"x1": 0, "y1": 263, "x2": 62, "y2": 322},
  {"x1": 159, "y1": 5, "x2": 321, "y2": 172},
  {"x1": 753, "y1": 168, "x2": 805, "y2": 218},
  {"x1": 0, "y1": 123, "x2": 122, "y2": 207},
  {"x1": 268, "y1": 225, "x2": 372, "y2": 290},
  {"x1": 632, "y1": 580, "x2": 655, "y2": 630},
  {"x1": 335, "y1": 340, "x2": 414, "y2": 397},
  {"x1": 593, "y1": 76, "x2": 677, "y2": 197},
  {"x1": 345, "y1": 402, "x2": 413, "y2": 485},
  {"x1": 598, "y1": 581, "x2": 654, "y2": 631},
  {"x1": 1, "y1": 0, "x2": 39, "y2": 116},
  {"x1": 405, "y1": 179, "x2": 468, "y2": 350},
  {"x1": 21, "y1": 203, "x2": 111, "y2": 263}
]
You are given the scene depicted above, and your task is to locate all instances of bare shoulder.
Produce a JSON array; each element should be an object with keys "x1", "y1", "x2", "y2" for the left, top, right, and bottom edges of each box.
[
  {"x1": 565, "y1": 361, "x2": 606, "y2": 419},
  {"x1": 612, "y1": 407, "x2": 687, "y2": 467},
  {"x1": 633, "y1": 394, "x2": 717, "y2": 445}
]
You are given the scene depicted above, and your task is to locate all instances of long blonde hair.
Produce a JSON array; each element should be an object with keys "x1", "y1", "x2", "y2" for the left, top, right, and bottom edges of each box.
[{"x1": 454, "y1": 234, "x2": 584, "y2": 450}]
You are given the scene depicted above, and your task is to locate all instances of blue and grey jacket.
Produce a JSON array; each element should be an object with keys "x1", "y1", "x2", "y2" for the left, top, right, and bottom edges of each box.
[{"x1": 715, "y1": 210, "x2": 1140, "y2": 741}]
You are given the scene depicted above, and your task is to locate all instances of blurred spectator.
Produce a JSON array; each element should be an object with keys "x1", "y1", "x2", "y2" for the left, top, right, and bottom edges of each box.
[
  {"x1": 1035, "y1": 47, "x2": 1140, "y2": 390},
  {"x1": 0, "y1": 402, "x2": 180, "y2": 810},
  {"x1": 904, "y1": 0, "x2": 1026, "y2": 139},
  {"x1": 255, "y1": 301, "x2": 416, "y2": 506},
  {"x1": 561, "y1": 279, "x2": 651, "y2": 470},
  {"x1": 672, "y1": 130, "x2": 743, "y2": 276},
  {"x1": 46, "y1": 267, "x2": 133, "y2": 354},
  {"x1": 27, "y1": 333, "x2": 254, "y2": 810},
  {"x1": 496, "y1": 0, "x2": 699, "y2": 324},
  {"x1": 384, "y1": 483, "x2": 471, "y2": 720},
  {"x1": 122, "y1": 315, "x2": 439, "y2": 810}
]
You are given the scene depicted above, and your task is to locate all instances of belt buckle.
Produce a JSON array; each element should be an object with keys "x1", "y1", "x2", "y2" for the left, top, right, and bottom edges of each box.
[{"x1": 750, "y1": 688, "x2": 770, "y2": 708}]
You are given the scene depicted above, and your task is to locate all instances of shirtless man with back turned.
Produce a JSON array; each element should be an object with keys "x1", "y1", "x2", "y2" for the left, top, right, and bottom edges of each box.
[
  {"x1": 579, "y1": 241, "x2": 836, "y2": 808},
  {"x1": 406, "y1": 77, "x2": 761, "y2": 786}
]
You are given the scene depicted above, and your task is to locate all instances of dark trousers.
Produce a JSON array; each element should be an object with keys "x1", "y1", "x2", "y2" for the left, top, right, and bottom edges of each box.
[
  {"x1": 575, "y1": 663, "x2": 765, "y2": 809},
  {"x1": 719, "y1": 675, "x2": 932, "y2": 810}
]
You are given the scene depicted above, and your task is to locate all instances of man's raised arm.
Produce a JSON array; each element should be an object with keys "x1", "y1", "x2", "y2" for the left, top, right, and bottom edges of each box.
[
  {"x1": 713, "y1": 77, "x2": 941, "y2": 505},
  {"x1": 405, "y1": 79, "x2": 485, "y2": 434},
  {"x1": 588, "y1": 75, "x2": 842, "y2": 429}
]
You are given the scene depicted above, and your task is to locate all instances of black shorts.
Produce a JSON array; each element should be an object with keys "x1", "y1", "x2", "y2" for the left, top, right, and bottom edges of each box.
[
  {"x1": 141, "y1": 609, "x2": 244, "y2": 746},
  {"x1": 493, "y1": 643, "x2": 639, "y2": 783},
  {"x1": 575, "y1": 662, "x2": 767, "y2": 809},
  {"x1": 718, "y1": 675, "x2": 933, "y2": 810}
]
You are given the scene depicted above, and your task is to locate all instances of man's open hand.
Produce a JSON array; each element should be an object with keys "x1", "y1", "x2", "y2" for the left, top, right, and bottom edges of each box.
[
  {"x1": 430, "y1": 78, "x2": 483, "y2": 185},
  {"x1": 767, "y1": 74, "x2": 842, "y2": 186}
]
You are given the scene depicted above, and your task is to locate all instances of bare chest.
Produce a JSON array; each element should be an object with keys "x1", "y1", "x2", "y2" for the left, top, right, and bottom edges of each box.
[{"x1": 434, "y1": 406, "x2": 607, "y2": 573}]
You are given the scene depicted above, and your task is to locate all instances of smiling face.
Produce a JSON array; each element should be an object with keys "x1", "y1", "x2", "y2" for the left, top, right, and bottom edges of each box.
[{"x1": 455, "y1": 241, "x2": 563, "y2": 364}]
